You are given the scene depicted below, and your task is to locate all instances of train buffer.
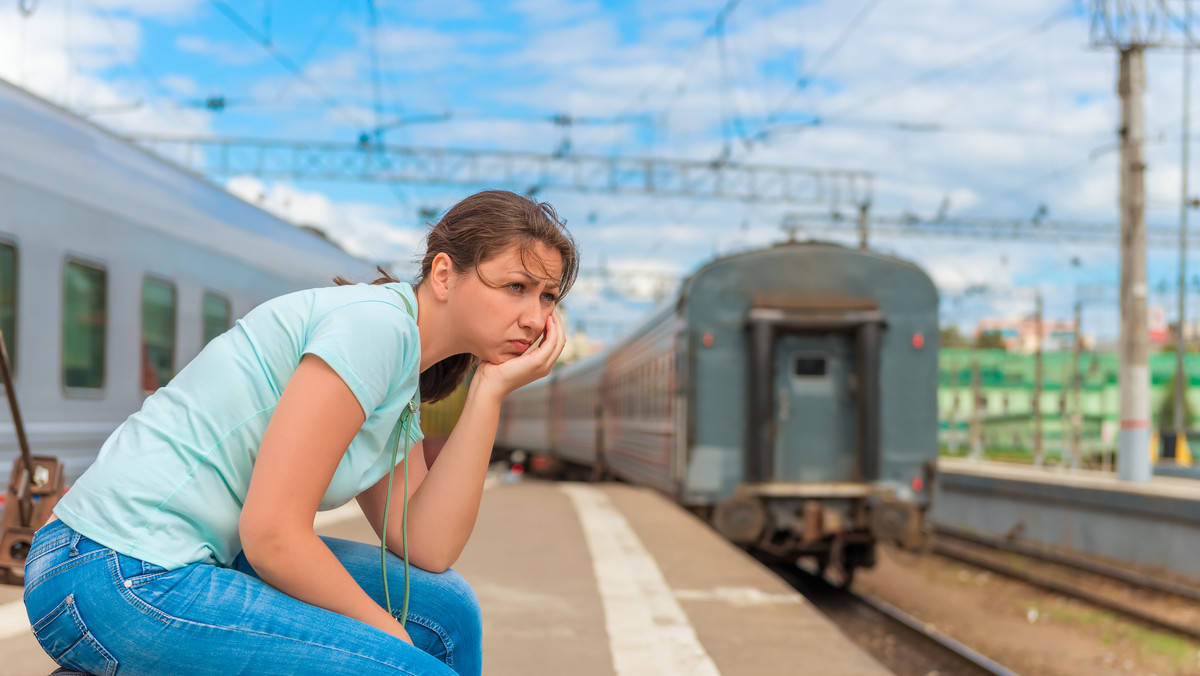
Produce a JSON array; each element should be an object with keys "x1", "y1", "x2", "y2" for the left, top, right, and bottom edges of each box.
[{"x1": 1, "y1": 477, "x2": 893, "y2": 675}]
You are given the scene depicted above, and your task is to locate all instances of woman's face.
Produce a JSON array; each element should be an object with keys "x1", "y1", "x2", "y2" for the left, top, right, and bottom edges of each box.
[{"x1": 448, "y1": 242, "x2": 563, "y2": 364}]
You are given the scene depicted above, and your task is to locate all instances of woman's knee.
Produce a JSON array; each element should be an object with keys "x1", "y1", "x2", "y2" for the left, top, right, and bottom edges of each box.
[{"x1": 411, "y1": 567, "x2": 481, "y2": 640}]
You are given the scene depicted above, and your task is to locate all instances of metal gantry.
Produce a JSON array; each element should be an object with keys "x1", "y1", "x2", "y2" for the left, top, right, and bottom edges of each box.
[
  {"x1": 127, "y1": 135, "x2": 874, "y2": 208},
  {"x1": 780, "y1": 211, "x2": 1197, "y2": 248}
]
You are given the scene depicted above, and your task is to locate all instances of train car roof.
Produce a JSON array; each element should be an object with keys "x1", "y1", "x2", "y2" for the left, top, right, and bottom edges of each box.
[
  {"x1": 0, "y1": 78, "x2": 378, "y2": 286},
  {"x1": 591, "y1": 239, "x2": 934, "y2": 354},
  {"x1": 678, "y1": 239, "x2": 933, "y2": 302}
]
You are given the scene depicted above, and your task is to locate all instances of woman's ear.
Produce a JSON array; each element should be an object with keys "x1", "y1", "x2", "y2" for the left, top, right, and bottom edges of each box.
[{"x1": 430, "y1": 252, "x2": 453, "y2": 301}]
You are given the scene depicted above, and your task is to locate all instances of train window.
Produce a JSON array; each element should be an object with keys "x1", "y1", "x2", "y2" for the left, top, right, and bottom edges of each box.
[
  {"x1": 63, "y1": 260, "x2": 106, "y2": 390},
  {"x1": 142, "y1": 277, "x2": 176, "y2": 392},
  {"x1": 0, "y1": 241, "x2": 16, "y2": 372},
  {"x1": 202, "y1": 292, "x2": 232, "y2": 345},
  {"x1": 793, "y1": 356, "x2": 827, "y2": 378}
]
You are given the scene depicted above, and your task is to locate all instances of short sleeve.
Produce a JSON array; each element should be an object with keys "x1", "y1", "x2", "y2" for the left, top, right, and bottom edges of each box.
[{"x1": 303, "y1": 301, "x2": 417, "y2": 418}]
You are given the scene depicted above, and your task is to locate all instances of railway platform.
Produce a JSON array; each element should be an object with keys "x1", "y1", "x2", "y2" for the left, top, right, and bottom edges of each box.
[
  {"x1": 935, "y1": 456, "x2": 1200, "y2": 581},
  {"x1": 1, "y1": 477, "x2": 889, "y2": 676}
]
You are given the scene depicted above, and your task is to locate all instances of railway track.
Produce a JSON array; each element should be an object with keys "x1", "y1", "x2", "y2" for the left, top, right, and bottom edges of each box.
[
  {"x1": 932, "y1": 524, "x2": 1200, "y2": 643},
  {"x1": 763, "y1": 557, "x2": 1020, "y2": 676}
]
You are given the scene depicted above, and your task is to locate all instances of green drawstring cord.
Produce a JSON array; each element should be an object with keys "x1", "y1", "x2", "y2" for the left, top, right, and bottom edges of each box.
[
  {"x1": 380, "y1": 284, "x2": 418, "y2": 628},
  {"x1": 381, "y1": 399, "x2": 416, "y2": 626}
]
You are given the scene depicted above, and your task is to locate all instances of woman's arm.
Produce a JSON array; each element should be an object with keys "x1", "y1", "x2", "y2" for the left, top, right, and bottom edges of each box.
[
  {"x1": 240, "y1": 354, "x2": 413, "y2": 643},
  {"x1": 357, "y1": 311, "x2": 566, "y2": 573}
]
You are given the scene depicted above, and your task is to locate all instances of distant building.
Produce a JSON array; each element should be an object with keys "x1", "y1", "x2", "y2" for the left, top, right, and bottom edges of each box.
[
  {"x1": 972, "y1": 316, "x2": 1094, "y2": 353},
  {"x1": 938, "y1": 347, "x2": 1200, "y2": 461}
]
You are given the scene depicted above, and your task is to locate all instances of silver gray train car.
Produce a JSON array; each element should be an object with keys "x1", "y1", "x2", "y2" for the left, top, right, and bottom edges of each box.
[
  {"x1": 497, "y1": 241, "x2": 939, "y2": 578},
  {"x1": 0, "y1": 78, "x2": 377, "y2": 486}
]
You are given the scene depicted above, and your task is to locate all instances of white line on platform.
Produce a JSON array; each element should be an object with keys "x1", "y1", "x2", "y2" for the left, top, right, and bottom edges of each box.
[
  {"x1": 674, "y1": 587, "x2": 806, "y2": 606},
  {"x1": 559, "y1": 484, "x2": 721, "y2": 676}
]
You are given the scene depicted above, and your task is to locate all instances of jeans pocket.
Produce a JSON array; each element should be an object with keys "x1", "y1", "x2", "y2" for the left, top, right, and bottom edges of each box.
[{"x1": 31, "y1": 594, "x2": 119, "y2": 676}]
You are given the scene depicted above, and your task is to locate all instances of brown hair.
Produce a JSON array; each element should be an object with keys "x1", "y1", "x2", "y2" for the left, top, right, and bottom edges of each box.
[{"x1": 336, "y1": 190, "x2": 578, "y2": 404}]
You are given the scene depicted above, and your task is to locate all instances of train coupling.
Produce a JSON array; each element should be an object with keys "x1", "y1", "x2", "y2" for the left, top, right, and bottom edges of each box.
[{"x1": 867, "y1": 494, "x2": 927, "y2": 551}]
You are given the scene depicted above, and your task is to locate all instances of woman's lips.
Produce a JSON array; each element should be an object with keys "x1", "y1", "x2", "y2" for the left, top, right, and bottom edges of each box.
[{"x1": 510, "y1": 340, "x2": 532, "y2": 352}]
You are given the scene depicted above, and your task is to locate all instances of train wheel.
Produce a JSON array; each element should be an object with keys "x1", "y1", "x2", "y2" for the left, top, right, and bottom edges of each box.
[{"x1": 712, "y1": 495, "x2": 768, "y2": 546}]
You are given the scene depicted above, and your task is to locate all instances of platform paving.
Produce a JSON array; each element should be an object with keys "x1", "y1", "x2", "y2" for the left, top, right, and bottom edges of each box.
[{"x1": 2, "y1": 478, "x2": 892, "y2": 675}]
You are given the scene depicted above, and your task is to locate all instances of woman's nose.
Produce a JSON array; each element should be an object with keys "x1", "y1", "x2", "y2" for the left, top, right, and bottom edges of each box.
[{"x1": 518, "y1": 299, "x2": 548, "y2": 334}]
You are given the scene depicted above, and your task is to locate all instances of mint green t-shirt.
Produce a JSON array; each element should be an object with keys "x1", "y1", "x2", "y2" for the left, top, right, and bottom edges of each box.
[{"x1": 54, "y1": 282, "x2": 424, "y2": 570}]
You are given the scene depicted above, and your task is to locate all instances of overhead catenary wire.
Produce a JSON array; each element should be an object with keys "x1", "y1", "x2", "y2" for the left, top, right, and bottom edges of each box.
[
  {"x1": 571, "y1": 0, "x2": 744, "y2": 156},
  {"x1": 345, "y1": 0, "x2": 411, "y2": 211},
  {"x1": 753, "y1": 2, "x2": 1076, "y2": 146},
  {"x1": 714, "y1": 11, "x2": 743, "y2": 160},
  {"x1": 209, "y1": 0, "x2": 367, "y2": 131},
  {"x1": 757, "y1": 0, "x2": 883, "y2": 135},
  {"x1": 366, "y1": 0, "x2": 386, "y2": 140},
  {"x1": 273, "y1": 0, "x2": 350, "y2": 104},
  {"x1": 84, "y1": 0, "x2": 172, "y2": 100}
]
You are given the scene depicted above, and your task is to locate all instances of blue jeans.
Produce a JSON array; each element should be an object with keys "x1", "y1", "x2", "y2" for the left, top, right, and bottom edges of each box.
[{"x1": 23, "y1": 519, "x2": 482, "y2": 675}]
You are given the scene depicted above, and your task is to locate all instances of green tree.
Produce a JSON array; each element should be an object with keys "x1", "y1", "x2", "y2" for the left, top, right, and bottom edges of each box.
[
  {"x1": 974, "y1": 330, "x2": 1007, "y2": 351},
  {"x1": 939, "y1": 325, "x2": 969, "y2": 348}
]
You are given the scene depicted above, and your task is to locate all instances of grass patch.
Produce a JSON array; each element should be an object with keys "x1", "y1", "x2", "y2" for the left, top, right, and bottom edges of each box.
[
  {"x1": 1127, "y1": 625, "x2": 1196, "y2": 664},
  {"x1": 1034, "y1": 598, "x2": 1199, "y2": 668}
]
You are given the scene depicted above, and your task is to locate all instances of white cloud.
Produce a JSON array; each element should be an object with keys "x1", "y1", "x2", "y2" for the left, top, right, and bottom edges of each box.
[
  {"x1": 224, "y1": 175, "x2": 426, "y2": 274},
  {"x1": 91, "y1": 0, "x2": 202, "y2": 21},
  {"x1": 175, "y1": 35, "x2": 263, "y2": 66},
  {"x1": 0, "y1": 3, "x2": 214, "y2": 139}
]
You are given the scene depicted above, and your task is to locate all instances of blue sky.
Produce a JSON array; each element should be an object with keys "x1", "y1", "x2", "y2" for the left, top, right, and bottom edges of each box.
[{"x1": 2, "y1": 0, "x2": 1196, "y2": 346}]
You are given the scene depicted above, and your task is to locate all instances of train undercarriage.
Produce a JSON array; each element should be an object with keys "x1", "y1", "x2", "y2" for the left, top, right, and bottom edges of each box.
[{"x1": 705, "y1": 482, "x2": 929, "y2": 584}]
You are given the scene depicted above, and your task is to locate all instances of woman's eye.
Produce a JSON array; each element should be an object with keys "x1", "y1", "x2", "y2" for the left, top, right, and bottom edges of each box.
[
  {"x1": 508, "y1": 283, "x2": 525, "y2": 293},
  {"x1": 541, "y1": 293, "x2": 558, "y2": 303}
]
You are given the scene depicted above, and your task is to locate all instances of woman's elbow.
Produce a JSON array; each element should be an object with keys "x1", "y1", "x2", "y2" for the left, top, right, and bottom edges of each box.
[
  {"x1": 240, "y1": 514, "x2": 301, "y2": 569},
  {"x1": 408, "y1": 544, "x2": 458, "y2": 574},
  {"x1": 417, "y1": 559, "x2": 453, "y2": 575}
]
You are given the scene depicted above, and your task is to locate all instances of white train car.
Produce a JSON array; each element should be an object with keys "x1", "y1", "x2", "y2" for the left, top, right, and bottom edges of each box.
[{"x1": 0, "y1": 78, "x2": 378, "y2": 484}]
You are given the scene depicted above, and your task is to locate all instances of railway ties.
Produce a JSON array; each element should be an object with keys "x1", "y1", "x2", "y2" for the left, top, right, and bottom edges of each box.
[
  {"x1": 766, "y1": 559, "x2": 1021, "y2": 676},
  {"x1": 932, "y1": 525, "x2": 1200, "y2": 644}
]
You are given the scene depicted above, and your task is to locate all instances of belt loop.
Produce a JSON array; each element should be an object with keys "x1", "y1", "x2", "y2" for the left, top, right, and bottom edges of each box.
[{"x1": 68, "y1": 531, "x2": 82, "y2": 557}]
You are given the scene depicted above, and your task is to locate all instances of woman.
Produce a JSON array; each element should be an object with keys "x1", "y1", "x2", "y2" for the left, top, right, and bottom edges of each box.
[{"x1": 23, "y1": 190, "x2": 578, "y2": 676}]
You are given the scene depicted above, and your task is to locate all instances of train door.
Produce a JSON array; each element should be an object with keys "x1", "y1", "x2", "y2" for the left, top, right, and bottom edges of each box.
[{"x1": 772, "y1": 332, "x2": 857, "y2": 482}]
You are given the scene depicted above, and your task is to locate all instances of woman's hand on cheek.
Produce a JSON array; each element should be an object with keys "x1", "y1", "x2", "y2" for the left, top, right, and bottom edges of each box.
[{"x1": 473, "y1": 310, "x2": 565, "y2": 401}]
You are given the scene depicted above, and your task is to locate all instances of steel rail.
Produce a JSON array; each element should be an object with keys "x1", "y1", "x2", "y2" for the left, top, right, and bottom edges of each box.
[
  {"x1": 934, "y1": 523, "x2": 1200, "y2": 603},
  {"x1": 932, "y1": 533, "x2": 1200, "y2": 642},
  {"x1": 853, "y1": 591, "x2": 1022, "y2": 676},
  {"x1": 766, "y1": 560, "x2": 1021, "y2": 676}
]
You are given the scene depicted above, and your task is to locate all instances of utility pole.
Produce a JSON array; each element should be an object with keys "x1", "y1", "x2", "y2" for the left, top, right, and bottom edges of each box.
[
  {"x1": 1072, "y1": 300, "x2": 1084, "y2": 469},
  {"x1": 1117, "y1": 45, "x2": 1151, "y2": 481},
  {"x1": 1090, "y1": 1, "x2": 1179, "y2": 481},
  {"x1": 970, "y1": 350, "x2": 983, "y2": 460},
  {"x1": 1033, "y1": 293, "x2": 1044, "y2": 467},
  {"x1": 1177, "y1": 29, "x2": 1193, "y2": 441},
  {"x1": 857, "y1": 200, "x2": 871, "y2": 249}
]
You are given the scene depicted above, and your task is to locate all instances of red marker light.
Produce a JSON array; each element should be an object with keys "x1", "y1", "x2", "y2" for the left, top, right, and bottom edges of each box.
[
  {"x1": 912, "y1": 476, "x2": 924, "y2": 492},
  {"x1": 511, "y1": 464, "x2": 525, "y2": 475},
  {"x1": 702, "y1": 332, "x2": 715, "y2": 347},
  {"x1": 912, "y1": 333, "x2": 925, "y2": 349}
]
